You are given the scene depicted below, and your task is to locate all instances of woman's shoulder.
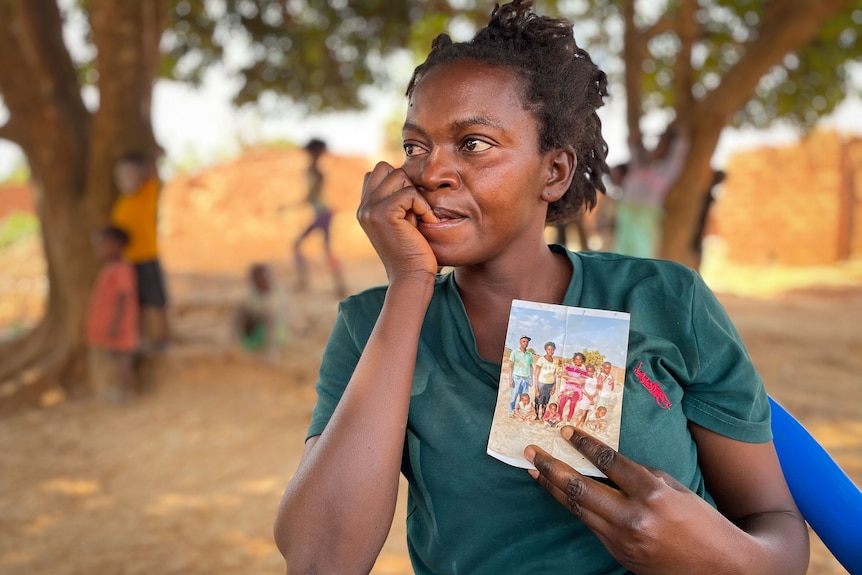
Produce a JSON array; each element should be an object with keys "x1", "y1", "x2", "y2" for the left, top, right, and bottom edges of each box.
[{"x1": 559, "y1": 246, "x2": 705, "y2": 305}]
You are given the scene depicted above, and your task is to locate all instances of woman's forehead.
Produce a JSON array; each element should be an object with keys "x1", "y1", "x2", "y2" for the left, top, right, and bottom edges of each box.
[{"x1": 404, "y1": 60, "x2": 529, "y2": 130}]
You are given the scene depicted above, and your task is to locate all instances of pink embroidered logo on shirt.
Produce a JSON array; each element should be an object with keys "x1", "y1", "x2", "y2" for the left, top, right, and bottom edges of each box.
[{"x1": 634, "y1": 361, "x2": 672, "y2": 409}]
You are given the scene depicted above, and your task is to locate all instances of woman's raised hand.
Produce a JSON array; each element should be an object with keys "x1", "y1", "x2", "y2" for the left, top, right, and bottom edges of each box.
[{"x1": 358, "y1": 161, "x2": 440, "y2": 284}]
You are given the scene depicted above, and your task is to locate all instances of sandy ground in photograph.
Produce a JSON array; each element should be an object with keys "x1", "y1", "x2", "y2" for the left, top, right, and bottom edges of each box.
[{"x1": 1, "y1": 149, "x2": 860, "y2": 574}]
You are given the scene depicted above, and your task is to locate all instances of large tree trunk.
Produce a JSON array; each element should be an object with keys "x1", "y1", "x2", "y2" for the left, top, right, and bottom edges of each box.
[
  {"x1": 0, "y1": 0, "x2": 165, "y2": 410},
  {"x1": 658, "y1": 0, "x2": 853, "y2": 267}
]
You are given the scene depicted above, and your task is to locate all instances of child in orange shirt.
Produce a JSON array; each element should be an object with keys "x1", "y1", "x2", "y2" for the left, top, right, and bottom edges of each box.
[{"x1": 86, "y1": 226, "x2": 140, "y2": 400}]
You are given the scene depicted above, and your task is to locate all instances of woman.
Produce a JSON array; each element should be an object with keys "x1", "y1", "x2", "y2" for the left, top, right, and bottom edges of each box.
[{"x1": 274, "y1": 2, "x2": 808, "y2": 573}]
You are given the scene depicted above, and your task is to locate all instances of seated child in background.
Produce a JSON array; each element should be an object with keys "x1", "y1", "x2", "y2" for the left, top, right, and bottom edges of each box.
[
  {"x1": 235, "y1": 263, "x2": 289, "y2": 357},
  {"x1": 85, "y1": 226, "x2": 139, "y2": 401},
  {"x1": 542, "y1": 402, "x2": 562, "y2": 428},
  {"x1": 512, "y1": 393, "x2": 536, "y2": 422}
]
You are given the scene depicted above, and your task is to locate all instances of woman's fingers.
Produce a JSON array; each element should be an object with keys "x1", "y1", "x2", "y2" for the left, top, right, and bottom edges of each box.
[
  {"x1": 360, "y1": 162, "x2": 438, "y2": 224},
  {"x1": 525, "y1": 445, "x2": 615, "y2": 532},
  {"x1": 559, "y1": 426, "x2": 660, "y2": 497}
]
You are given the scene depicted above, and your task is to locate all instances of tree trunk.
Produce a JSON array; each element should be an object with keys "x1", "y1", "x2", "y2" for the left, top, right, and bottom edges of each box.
[
  {"x1": 658, "y1": 0, "x2": 853, "y2": 266},
  {"x1": 0, "y1": 0, "x2": 165, "y2": 410}
]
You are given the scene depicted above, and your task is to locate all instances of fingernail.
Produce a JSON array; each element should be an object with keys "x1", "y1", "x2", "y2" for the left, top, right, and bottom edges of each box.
[
  {"x1": 524, "y1": 446, "x2": 535, "y2": 462},
  {"x1": 561, "y1": 426, "x2": 574, "y2": 440}
]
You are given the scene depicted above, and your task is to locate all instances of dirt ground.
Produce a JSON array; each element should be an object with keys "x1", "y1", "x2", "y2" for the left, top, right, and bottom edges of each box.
[{"x1": 1, "y1": 149, "x2": 860, "y2": 574}]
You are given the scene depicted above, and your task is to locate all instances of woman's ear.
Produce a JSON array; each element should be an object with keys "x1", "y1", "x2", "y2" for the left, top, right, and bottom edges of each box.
[{"x1": 541, "y1": 148, "x2": 576, "y2": 204}]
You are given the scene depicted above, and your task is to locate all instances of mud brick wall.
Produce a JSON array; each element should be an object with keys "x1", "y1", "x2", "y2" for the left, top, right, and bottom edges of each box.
[{"x1": 714, "y1": 131, "x2": 861, "y2": 265}]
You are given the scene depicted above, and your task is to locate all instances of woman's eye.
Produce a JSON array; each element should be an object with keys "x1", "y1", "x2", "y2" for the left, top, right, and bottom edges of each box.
[
  {"x1": 403, "y1": 143, "x2": 426, "y2": 157},
  {"x1": 462, "y1": 138, "x2": 491, "y2": 152}
]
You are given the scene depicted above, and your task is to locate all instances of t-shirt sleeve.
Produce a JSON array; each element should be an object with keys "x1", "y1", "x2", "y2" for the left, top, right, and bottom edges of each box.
[
  {"x1": 306, "y1": 299, "x2": 368, "y2": 441},
  {"x1": 680, "y1": 274, "x2": 771, "y2": 443}
]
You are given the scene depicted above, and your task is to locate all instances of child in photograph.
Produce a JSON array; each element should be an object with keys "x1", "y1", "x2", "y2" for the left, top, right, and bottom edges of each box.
[
  {"x1": 512, "y1": 393, "x2": 536, "y2": 422},
  {"x1": 557, "y1": 369, "x2": 582, "y2": 424},
  {"x1": 575, "y1": 364, "x2": 599, "y2": 428},
  {"x1": 587, "y1": 405, "x2": 609, "y2": 434},
  {"x1": 275, "y1": 2, "x2": 808, "y2": 572},
  {"x1": 597, "y1": 360, "x2": 616, "y2": 408},
  {"x1": 508, "y1": 335, "x2": 534, "y2": 413},
  {"x1": 85, "y1": 226, "x2": 139, "y2": 401},
  {"x1": 542, "y1": 402, "x2": 562, "y2": 428},
  {"x1": 565, "y1": 351, "x2": 588, "y2": 379},
  {"x1": 533, "y1": 341, "x2": 558, "y2": 420}
]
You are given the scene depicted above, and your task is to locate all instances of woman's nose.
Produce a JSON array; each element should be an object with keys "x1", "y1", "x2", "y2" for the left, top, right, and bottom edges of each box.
[{"x1": 408, "y1": 148, "x2": 460, "y2": 192}]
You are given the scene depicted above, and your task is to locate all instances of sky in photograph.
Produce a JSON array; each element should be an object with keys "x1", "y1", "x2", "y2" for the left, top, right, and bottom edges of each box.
[{"x1": 504, "y1": 301, "x2": 630, "y2": 366}]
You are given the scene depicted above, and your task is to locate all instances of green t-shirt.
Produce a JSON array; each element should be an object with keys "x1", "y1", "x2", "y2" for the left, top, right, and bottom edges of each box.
[
  {"x1": 509, "y1": 349, "x2": 534, "y2": 378},
  {"x1": 308, "y1": 246, "x2": 771, "y2": 575}
]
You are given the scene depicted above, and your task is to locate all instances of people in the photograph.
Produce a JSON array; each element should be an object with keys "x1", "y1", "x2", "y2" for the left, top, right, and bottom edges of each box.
[
  {"x1": 596, "y1": 360, "x2": 616, "y2": 409},
  {"x1": 587, "y1": 405, "x2": 609, "y2": 435},
  {"x1": 542, "y1": 402, "x2": 562, "y2": 428},
  {"x1": 566, "y1": 351, "x2": 588, "y2": 378},
  {"x1": 533, "y1": 341, "x2": 558, "y2": 420},
  {"x1": 557, "y1": 368, "x2": 582, "y2": 425},
  {"x1": 508, "y1": 335, "x2": 534, "y2": 413},
  {"x1": 275, "y1": 2, "x2": 808, "y2": 573},
  {"x1": 512, "y1": 393, "x2": 536, "y2": 422},
  {"x1": 575, "y1": 364, "x2": 599, "y2": 428}
]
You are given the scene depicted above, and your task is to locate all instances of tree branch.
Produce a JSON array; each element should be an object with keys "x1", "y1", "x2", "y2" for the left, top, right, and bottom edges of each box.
[
  {"x1": 672, "y1": 0, "x2": 697, "y2": 126},
  {"x1": 642, "y1": 16, "x2": 675, "y2": 41},
  {"x1": 89, "y1": 0, "x2": 168, "y2": 157},
  {"x1": 699, "y1": 0, "x2": 852, "y2": 123},
  {"x1": 0, "y1": 0, "x2": 89, "y2": 176},
  {"x1": 623, "y1": 0, "x2": 644, "y2": 148}
]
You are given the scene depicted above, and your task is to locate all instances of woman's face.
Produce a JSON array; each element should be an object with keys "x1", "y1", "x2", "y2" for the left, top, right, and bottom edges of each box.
[{"x1": 401, "y1": 59, "x2": 565, "y2": 268}]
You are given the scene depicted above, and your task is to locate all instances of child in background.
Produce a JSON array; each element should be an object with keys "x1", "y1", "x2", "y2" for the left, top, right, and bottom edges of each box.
[
  {"x1": 542, "y1": 402, "x2": 562, "y2": 428},
  {"x1": 86, "y1": 226, "x2": 139, "y2": 401},
  {"x1": 293, "y1": 138, "x2": 347, "y2": 298},
  {"x1": 111, "y1": 152, "x2": 169, "y2": 350},
  {"x1": 235, "y1": 263, "x2": 289, "y2": 358}
]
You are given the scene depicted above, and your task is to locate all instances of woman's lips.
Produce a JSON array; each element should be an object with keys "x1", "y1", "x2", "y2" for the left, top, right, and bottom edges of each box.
[{"x1": 428, "y1": 207, "x2": 464, "y2": 222}]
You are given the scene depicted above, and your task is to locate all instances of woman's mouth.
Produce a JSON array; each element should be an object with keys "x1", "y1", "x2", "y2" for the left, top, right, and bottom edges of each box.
[{"x1": 426, "y1": 207, "x2": 464, "y2": 222}]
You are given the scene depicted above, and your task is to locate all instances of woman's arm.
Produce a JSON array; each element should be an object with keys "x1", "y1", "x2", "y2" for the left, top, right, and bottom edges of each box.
[
  {"x1": 526, "y1": 426, "x2": 809, "y2": 575},
  {"x1": 689, "y1": 422, "x2": 809, "y2": 572},
  {"x1": 273, "y1": 161, "x2": 440, "y2": 574}
]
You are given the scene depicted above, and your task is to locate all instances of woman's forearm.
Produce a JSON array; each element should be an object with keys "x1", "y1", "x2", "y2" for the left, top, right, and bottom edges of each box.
[{"x1": 274, "y1": 276, "x2": 434, "y2": 574}]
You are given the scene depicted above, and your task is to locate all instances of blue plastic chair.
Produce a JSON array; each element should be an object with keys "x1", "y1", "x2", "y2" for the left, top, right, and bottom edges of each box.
[{"x1": 769, "y1": 396, "x2": 862, "y2": 574}]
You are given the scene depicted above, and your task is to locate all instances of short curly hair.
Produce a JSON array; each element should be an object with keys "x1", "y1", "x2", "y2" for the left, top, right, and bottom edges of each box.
[{"x1": 406, "y1": 0, "x2": 609, "y2": 224}]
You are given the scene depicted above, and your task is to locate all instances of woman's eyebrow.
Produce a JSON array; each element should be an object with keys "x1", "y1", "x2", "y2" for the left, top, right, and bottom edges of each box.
[
  {"x1": 449, "y1": 115, "x2": 506, "y2": 133},
  {"x1": 402, "y1": 115, "x2": 507, "y2": 137}
]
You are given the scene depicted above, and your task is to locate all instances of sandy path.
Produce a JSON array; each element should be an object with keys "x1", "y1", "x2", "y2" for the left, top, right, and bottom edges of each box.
[{"x1": 0, "y1": 260, "x2": 859, "y2": 575}]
